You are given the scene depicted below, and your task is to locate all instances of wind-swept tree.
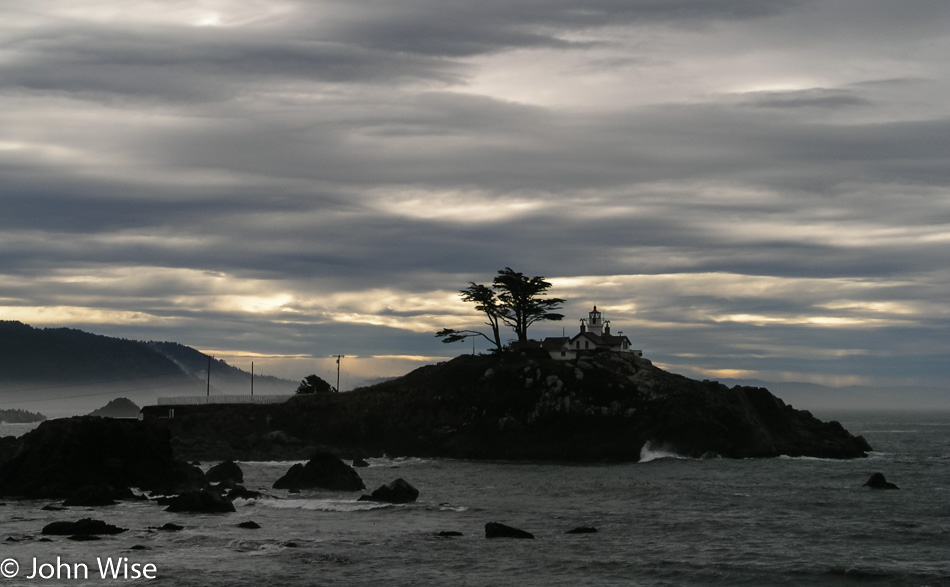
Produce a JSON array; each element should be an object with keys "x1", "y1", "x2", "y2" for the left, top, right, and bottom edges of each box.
[
  {"x1": 492, "y1": 267, "x2": 565, "y2": 344},
  {"x1": 436, "y1": 283, "x2": 504, "y2": 352},
  {"x1": 436, "y1": 268, "x2": 564, "y2": 350},
  {"x1": 296, "y1": 374, "x2": 333, "y2": 394}
]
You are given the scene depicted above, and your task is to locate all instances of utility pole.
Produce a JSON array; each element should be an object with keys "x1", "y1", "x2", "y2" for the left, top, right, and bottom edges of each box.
[
  {"x1": 206, "y1": 355, "x2": 212, "y2": 402},
  {"x1": 334, "y1": 354, "x2": 345, "y2": 393},
  {"x1": 251, "y1": 361, "x2": 254, "y2": 396}
]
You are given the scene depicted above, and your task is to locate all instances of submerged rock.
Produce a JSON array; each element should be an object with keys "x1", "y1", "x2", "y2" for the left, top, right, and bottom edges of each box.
[
  {"x1": 358, "y1": 478, "x2": 419, "y2": 504},
  {"x1": 863, "y1": 472, "x2": 899, "y2": 490},
  {"x1": 226, "y1": 486, "x2": 262, "y2": 501},
  {"x1": 42, "y1": 518, "x2": 127, "y2": 536},
  {"x1": 485, "y1": 522, "x2": 534, "y2": 539},
  {"x1": 237, "y1": 521, "x2": 261, "y2": 529},
  {"x1": 164, "y1": 490, "x2": 236, "y2": 513},
  {"x1": 272, "y1": 452, "x2": 365, "y2": 491},
  {"x1": 566, "y1": 526, "x2": 598, "y2": 534}
]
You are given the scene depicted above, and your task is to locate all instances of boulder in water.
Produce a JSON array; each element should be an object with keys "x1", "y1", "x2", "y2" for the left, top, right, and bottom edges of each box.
[
  {"x1": 272, "y1": 452, "x2": 365, "y2": 491},
  {"x1": 206, "y1": 460, "x2": 244, "y2": 484},
  {"x1": 42, "y1": 518, "x2": 127, "y2": 536},
  {"x1": 164, "y1": 490, "x2": 236, "y2": 513},
  {"x1": 485, "y1": 522, "x2": 534, "y2": 539},
  {"x1": 358, "y1": 478, "x2": 419, "y2": 504},
  {"x1": 863, "y1": 472, "x2": 899, "y2": 490}
]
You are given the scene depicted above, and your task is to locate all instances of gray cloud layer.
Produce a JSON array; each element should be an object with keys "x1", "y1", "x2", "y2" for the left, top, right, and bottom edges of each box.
[{"x1": 2, "y1": 0, "x2": 949, "y2": 396}]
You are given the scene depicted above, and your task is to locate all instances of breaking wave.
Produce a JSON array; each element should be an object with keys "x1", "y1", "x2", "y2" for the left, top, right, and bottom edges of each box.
[{"x1": 638, "y1": 441, "x2": 690, "y2": 463}]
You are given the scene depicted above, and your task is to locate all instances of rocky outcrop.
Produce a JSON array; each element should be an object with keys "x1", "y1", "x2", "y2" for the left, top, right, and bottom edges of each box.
[
  {"x1": 143, "y1": 350, "x2": 872, "y2": 462},
  {"x1": 273, "y1": 452, "x2": 365, "y2": 491},
  {"x1": 863, "y1": 472, "x2": 899, "y2": 490},
  {"x1": 485, "y1": 522, "x2": 534, "y2": 539},
  {"x1": 359, "y1": 478, "x2": 419, "y2": 504},
  {"x1": 0, "y1": 417, "x2": 206, "y2": 500}
]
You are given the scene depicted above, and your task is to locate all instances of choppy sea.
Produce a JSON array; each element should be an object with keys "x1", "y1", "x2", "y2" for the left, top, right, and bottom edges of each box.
[{"x1": 1, "y1": 410, "x2": 949, "y2": 586}]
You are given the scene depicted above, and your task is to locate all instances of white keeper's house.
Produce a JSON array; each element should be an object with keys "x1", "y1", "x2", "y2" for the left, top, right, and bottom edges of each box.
[{"x1": 538, "y1": 305, "x2": 641, "y2": 360}]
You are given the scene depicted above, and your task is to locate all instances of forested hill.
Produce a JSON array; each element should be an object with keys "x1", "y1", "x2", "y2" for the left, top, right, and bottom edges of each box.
[{"x1": 0, "y1": 321, "x2": 294, "y2": 396}]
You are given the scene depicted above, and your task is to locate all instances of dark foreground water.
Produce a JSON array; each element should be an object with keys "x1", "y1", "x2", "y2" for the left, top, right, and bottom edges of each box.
[{"x1": 2, "y1": 410, "x2": 949, "y2": 586}]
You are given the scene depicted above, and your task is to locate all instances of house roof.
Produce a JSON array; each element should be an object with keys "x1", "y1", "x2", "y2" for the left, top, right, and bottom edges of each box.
[{"x1": 569, "y1": 331, "x2": 631, "y2": 346}]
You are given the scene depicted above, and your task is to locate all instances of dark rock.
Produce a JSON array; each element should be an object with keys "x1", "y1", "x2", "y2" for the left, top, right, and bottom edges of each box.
[
  {"x1": 226, "y1": 486, "x2": 262, "y2": 501},
  {"x1": 0, "y1": 417, "x2": 206, "y2": 500},
  {"x1": 237, "y1": 521, "x2": 261, "y2": 529},
  {"x1": 130, "y1": 544, "x2": 149, "y2": 550},
  {"x1": 164, "y1": 490, "x2": 236, "y2": 513},
  {"x1": 156, "y1": 523, "x2": 184, "y2": 531},
  {"x1": 273, "y1": 452, "x2": 365, "y2": 491},
  {"x1": 437, "y1": 531, "x2": 464, "y2": 537},
  {"x1": 566, "y1": 526, "x2": 598, "y2": 534},
  {"x1": 41, "y1": 504, "x2": 66, "y2": 511},
  {"x1": 206, "y1": 460, "x2": 244, "y2": 484},
  {"x1": 284, "y1": 541, "x2": 299, "y2": 548},
  {"x1": 42, "y1": 518, "x2": 127, "y2": 536},
  {"x1": 358, "y1": 478, "x2": 419, "y2": 504},
  {"x1": 863, "y1": 472, "x2": 899, "y2": 490},
  {"x1": 352, "y1": 457, "x2": 370, "y2": 468},
  {"x1": 485, "y1": 522, "x2": 534, "y2": 539},
  {"x1": 62, "y1": 485, "x2": 134, "y2": 507}
]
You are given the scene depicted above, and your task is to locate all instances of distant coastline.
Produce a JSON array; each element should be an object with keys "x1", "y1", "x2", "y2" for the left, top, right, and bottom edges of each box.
[{"x1": 0, "y1": 408, "x2": 46, "y2": 424}]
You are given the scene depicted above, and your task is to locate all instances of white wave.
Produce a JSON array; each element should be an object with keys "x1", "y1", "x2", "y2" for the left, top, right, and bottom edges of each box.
[
  {"x1": 367, "y1": 456, "x2": 432, "y2": 468},
  {"x1": 256, "y1": 497, "x2": 391, "y2": 512},
  {"x1": 639, "y1": 441, "x2": 689, "y2": 463}
]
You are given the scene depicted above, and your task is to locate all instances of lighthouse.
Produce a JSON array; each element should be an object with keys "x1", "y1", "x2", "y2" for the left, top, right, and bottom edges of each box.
[{"x1": 587, "y1": 305, "x2": 604, "y2": 335}]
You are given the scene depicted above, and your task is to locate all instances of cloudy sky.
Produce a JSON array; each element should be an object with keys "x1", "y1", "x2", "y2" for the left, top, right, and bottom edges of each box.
[{"x1": 2, "y1": 0, "x2": 949, "y2": 397}]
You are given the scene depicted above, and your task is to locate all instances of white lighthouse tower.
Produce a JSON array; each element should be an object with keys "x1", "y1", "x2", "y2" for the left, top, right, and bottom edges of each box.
[{"x1": 587, "y1": 305, "x2": 604, "y2": 335}]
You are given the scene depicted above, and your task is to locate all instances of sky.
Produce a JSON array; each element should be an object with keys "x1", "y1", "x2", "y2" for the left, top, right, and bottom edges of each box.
[{"x1": 1, "y1": 0, "x2": 949, "y2": 401}]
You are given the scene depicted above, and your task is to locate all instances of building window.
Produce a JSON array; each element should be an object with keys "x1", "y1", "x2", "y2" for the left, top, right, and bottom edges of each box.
[{"x1": 584, "y1": 341, "x2": 589, "y2": 349}]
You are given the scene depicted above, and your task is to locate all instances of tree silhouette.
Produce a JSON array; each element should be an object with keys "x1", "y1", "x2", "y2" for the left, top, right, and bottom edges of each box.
[
  {"x1": 296, "y1": 374, "x2": 333, "y2": 394},
  {"x1": 437, "y1": 267, "x2": 564, "y2": 349}
]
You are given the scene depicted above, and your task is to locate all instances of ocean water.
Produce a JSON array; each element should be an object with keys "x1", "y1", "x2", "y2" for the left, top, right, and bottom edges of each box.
[{"x1": 1, "y1": 410, "x2": 949, "y2": 586}]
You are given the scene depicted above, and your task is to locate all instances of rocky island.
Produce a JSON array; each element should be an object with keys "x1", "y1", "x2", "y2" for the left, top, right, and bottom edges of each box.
[{"x1": 143, "y1": 349, "x2": 871, "y2": 462}]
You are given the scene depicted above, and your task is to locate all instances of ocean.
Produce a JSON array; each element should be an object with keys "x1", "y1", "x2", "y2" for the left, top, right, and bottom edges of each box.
[{"x1": 1, "y1": 410, "x2": 949, "y2": 586}]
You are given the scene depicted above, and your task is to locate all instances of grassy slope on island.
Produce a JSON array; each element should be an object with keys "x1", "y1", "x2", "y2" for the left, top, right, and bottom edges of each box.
[{"x1": 152, "y1": 350, "x2": 871, "y2": 462}]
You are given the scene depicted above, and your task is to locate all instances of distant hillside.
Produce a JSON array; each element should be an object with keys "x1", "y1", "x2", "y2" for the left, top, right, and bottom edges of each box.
[
  {"x1": 147, "y1": 341, "x2": 293, "y2": 396},
  {"x1": 88, "y1": 397, "x2": 141, "y2": 418},
  {"x1": 0, "y1": 408, "x2": 46, "y2": 423},
  {"x1": 0, "y1": 321, "x2": 296, "y2": 415},
  {"x1": 0, "y1": 321, "x2": 188, "y2": 384}
]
